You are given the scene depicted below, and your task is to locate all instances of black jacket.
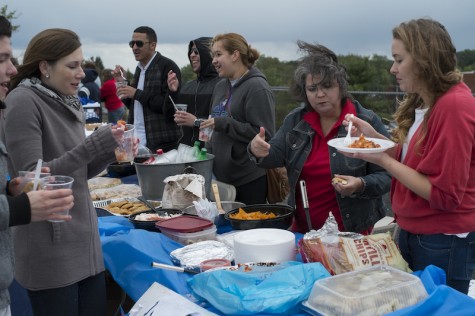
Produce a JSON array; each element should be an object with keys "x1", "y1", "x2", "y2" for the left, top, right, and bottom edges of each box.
[{"x1": 176, "y1": 37, "x2": 222, "y2": 145}]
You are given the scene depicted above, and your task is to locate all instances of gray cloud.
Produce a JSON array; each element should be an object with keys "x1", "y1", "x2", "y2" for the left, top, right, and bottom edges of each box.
[{"x1": 6, "y1": 0, "x2": 475, "y2": 71}]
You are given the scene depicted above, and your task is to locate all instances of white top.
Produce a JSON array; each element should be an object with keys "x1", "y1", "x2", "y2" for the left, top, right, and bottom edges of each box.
[
  {"x1": 401, "y1": 107, "x2": 427, "y2": 162},
  {"x1": 133, "y1": 52, "x2": 157, "y2": 146}
]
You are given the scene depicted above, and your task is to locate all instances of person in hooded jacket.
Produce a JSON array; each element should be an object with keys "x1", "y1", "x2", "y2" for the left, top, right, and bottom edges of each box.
[
  {"x1": 167, "y1": 37, "x2": 222, "y2": 146},
  {"x1": 78, "y1": 63, "x2": 100, "y2": 102},
  {"x1": 199, "y1": 33, "x2": 275, "y2": 205}
]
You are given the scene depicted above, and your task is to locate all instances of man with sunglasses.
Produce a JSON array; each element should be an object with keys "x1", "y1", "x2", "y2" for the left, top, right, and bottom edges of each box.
[
  {"x1": 114, "y1": 26, "x2": 182, "y2": 152},
  {"x1": 167, "y1": 37, "x2": 221, "y2": 146}
]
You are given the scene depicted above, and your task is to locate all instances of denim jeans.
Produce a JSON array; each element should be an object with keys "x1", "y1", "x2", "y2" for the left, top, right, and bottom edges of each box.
[
  {"x1": 398, "y1": 229, "x2": 475, "y2": 294},
  {"x1": 108, "y1": 106, "x2": 126, "y2": 124},
  {"x1": 27, "y1": 272, "x2": 106, "y2": 316}
]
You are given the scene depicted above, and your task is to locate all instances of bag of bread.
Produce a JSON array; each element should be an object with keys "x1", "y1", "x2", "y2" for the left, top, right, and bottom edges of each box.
[{"x1": 299, "y1": 213, "x2": 410, "y2": 275}]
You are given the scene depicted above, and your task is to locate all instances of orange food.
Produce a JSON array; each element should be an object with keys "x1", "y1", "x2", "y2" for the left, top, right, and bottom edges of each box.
[
  {"x1": 348, "y1": 134, "x2": 381, "y2": 149},
  {"x1": 229, "y1": 208, "x2": 278, "y2": 220},
  {"x1": 117, "y1": 120, "x2": 128, "y2": 130}
]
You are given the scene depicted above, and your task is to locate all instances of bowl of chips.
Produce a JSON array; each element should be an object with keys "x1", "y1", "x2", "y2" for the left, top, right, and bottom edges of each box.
[{"x1": 224, "y1": 204, "x2": 295, "y2": 230}]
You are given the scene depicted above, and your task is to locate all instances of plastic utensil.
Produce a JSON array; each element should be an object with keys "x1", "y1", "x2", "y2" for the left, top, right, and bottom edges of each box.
[
  {"x1": 343, "y1": 114, "x2": 354, "y2": 145},
  {"x1": 32, "y1": 158, "x2": 43, "y2": 191},
  {"x1": 212, "y1": 183, "x2": 224, "y2": 214},
  {"x1": 168, "y1": 95, "x2": 179, "y2": 112},
  {"x1": 151, "y1": 262, "x2": 199, "y2": 274},
  {"x1": 299, "y1": 180, "x2": 312, "y2": 231}
]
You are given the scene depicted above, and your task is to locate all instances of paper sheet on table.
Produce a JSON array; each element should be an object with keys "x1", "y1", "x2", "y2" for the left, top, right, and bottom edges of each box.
[{"x1": 128, "y1": 282, "x2": 218, "y2": 316}]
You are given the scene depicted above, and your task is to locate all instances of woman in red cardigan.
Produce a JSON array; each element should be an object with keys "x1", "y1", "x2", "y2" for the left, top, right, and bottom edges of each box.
[{"x1": 343, "y1": 18, "x2": 475, "y2": 294}]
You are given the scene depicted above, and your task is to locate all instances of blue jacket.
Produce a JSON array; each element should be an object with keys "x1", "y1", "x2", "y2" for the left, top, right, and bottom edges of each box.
[{"x1": 254, "y1": 100, "x2": 391, "y2": 232}]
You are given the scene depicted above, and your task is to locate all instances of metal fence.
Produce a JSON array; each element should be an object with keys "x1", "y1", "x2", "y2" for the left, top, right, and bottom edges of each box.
[{"x1": 271, "y1": 88, "x2": 405, "y2": 128}]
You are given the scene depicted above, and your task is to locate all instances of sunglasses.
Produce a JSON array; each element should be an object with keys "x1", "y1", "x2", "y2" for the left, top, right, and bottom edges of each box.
[
  {"x1": 129, "y1": 40, "x2": 150, "y2": 48},
  {"x1": 190, "y1": 47, "x2": 199, "y2": 55}
]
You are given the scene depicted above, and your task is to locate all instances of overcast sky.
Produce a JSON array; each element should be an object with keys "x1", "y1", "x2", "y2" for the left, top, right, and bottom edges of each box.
[{"x1": 4, "y1": 0, "x2": 475, "y2": 72}]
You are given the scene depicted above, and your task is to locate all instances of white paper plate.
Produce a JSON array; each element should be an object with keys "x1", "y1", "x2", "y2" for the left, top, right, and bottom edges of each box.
[{"x1": 328, "y1": 137, "x2": 395, "y2": 153}]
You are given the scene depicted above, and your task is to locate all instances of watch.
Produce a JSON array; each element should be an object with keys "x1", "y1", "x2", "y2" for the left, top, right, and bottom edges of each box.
[{"x1": 194, "y1": 119, "x2": 202, "y2": 128}]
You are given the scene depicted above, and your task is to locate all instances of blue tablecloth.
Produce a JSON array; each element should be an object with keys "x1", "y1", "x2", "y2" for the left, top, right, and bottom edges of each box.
[{"x1": 99, "y1": 216, "x2": 475, "y2": 316}]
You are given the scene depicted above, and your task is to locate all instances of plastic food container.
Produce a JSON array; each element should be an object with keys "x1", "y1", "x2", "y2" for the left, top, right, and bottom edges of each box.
[
  {"x1": 160, "y1": 224, "x2": 217, "y2": 245},
  {"x1": 155, "y1": 215, "x2": 213, "y2": 233},
  {"x1": 302, "y1": 265, "x2": 428, "y2": 316}
]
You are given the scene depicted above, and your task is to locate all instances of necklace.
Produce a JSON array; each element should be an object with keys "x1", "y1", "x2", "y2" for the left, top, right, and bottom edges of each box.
[{"x1": 233, "y1": 68, "x2": 249, "y2": 81}]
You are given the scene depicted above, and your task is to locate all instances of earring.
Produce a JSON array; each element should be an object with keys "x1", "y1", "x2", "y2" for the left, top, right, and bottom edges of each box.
[{"x1": 45, "y1": 74, "x2": 50, "y2": 79}]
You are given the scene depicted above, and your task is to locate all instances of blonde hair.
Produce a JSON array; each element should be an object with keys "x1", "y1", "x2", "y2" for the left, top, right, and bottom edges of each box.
[
  {"x1": 211, "y1": 33, "x2": 260, "y2": 68},
  {"x1": 392, "y1": 18, "x2": 462, "y2": 146}
]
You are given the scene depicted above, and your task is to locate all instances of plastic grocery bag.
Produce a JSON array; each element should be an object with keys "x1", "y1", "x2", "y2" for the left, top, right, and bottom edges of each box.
[{"x1": 188, "y1": 261, "x2": 330, "y2": 315}]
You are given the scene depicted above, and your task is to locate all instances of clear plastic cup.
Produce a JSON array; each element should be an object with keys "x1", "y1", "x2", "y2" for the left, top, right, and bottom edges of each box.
[
  {"x1": 175, "y1": 104, "x2": 188, "y2": 112},
  {"x1": 115, "y1": 80, "x2": 128, "y2": 99},
  {"x1": 114, "y1": 124, "x2": 135, "y2": 163},
  {"x1": 18, "y1": 171, "x2": 51, "y2": 193},
  {"x1": 199, "y1": 127, "x2": 213, "y2": 142},
  {"x1": 40, "y1": 175, "x2": 74, "y2": 222}
]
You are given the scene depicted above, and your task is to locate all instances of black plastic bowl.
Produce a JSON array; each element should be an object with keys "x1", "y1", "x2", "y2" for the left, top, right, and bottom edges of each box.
[
  {"x1": 128, "y1": 208, "x2": 183, "y2": 231},
  {"x1": 224, "y1": 204, "x2": 295, "y2": 230}
]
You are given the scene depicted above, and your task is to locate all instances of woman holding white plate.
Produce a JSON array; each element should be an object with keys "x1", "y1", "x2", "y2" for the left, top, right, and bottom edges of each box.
[
  {"x1": 249, "y1": 41, "x2": 391, "y2": 234},
  {"x1": 342, "y1": 18, "x2": 475, "y2": 294}
]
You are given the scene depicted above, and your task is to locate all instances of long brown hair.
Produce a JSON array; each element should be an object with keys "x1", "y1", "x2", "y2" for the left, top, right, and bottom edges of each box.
[
  {"x1": 392, "y1": 19, "x2": 462, "y2": 146},
  {"x1": 10, "y1": 28, "x2": 82, "y2": 89}
]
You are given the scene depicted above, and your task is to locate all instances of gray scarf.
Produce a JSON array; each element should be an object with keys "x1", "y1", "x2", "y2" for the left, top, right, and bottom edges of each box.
[{"x1": 19, "y1": 77, "x2": 82, "y2": 111}]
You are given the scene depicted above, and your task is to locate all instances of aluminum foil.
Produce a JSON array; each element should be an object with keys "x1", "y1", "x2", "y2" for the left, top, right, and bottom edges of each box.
[
  {"x1": 170, "y1": 240, "x2": 234, "y2": 270},
  {"x1": 303, "y1": 213, "x2": 362, "y2": 240}
]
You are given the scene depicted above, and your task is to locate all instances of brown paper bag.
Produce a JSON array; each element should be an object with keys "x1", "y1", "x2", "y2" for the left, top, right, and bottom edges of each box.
[{"x1": 162, "y1": 174, "x2": 206, "y2": 209}]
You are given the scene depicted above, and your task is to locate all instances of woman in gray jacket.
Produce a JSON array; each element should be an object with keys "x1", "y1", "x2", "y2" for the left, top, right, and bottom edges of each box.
[
  {"x1": 250, "y1": 42, "x2": 391, "y2": 234},
  {"x1": 3, "y1": 28, "x2": 126, "y2": 316},
  {"x1": 200, "y1": 33, "x2": 275, "y2": 205}
]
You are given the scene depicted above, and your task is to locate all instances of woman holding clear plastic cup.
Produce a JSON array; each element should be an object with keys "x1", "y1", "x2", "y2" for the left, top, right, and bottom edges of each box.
[{"x1": 2, "y1": 28, "x2": 138, "y2": 315}]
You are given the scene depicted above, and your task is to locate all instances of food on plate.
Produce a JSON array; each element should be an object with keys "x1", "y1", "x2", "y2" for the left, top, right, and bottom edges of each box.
[
  {"x1": 134, "y1": 212, "x2": 180, "y2": 221},
  {"x1": 105, "y1": 200, "x2": 151, "y2": 215},
  {"x1": 229, "y1": 208, "x2": 278, "y2": 220},
  {"x1": 331, "y1": 177, "x2": 348, "y2": 185},
  {"x1": 90, "y1": 184, "x2": 142, "y2": 201},
  {"x1": 87, "y1": 177, "x2": 122, "y2": 191},
  {"x1": 348, "y1": 134, "x2": 381, "y2": 149}
]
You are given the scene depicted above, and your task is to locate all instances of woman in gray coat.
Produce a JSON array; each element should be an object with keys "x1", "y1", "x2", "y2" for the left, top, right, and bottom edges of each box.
[{"x1": 3, "y1": 28, "x2": 127, "y2": 316}]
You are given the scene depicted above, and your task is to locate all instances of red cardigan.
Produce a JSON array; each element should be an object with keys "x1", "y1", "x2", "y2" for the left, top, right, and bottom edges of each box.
[{"x1": 391, "y1": 83, "x2": 475, "y2": 234}]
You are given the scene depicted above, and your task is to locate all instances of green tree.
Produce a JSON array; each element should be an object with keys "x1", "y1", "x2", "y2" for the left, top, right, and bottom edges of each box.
[
  {"x1": 457, "y1": 49, "x2": 475, "y2": 71},
  {"x1": 0, "y1": 5, "x2": 20, "y2": 32}
]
